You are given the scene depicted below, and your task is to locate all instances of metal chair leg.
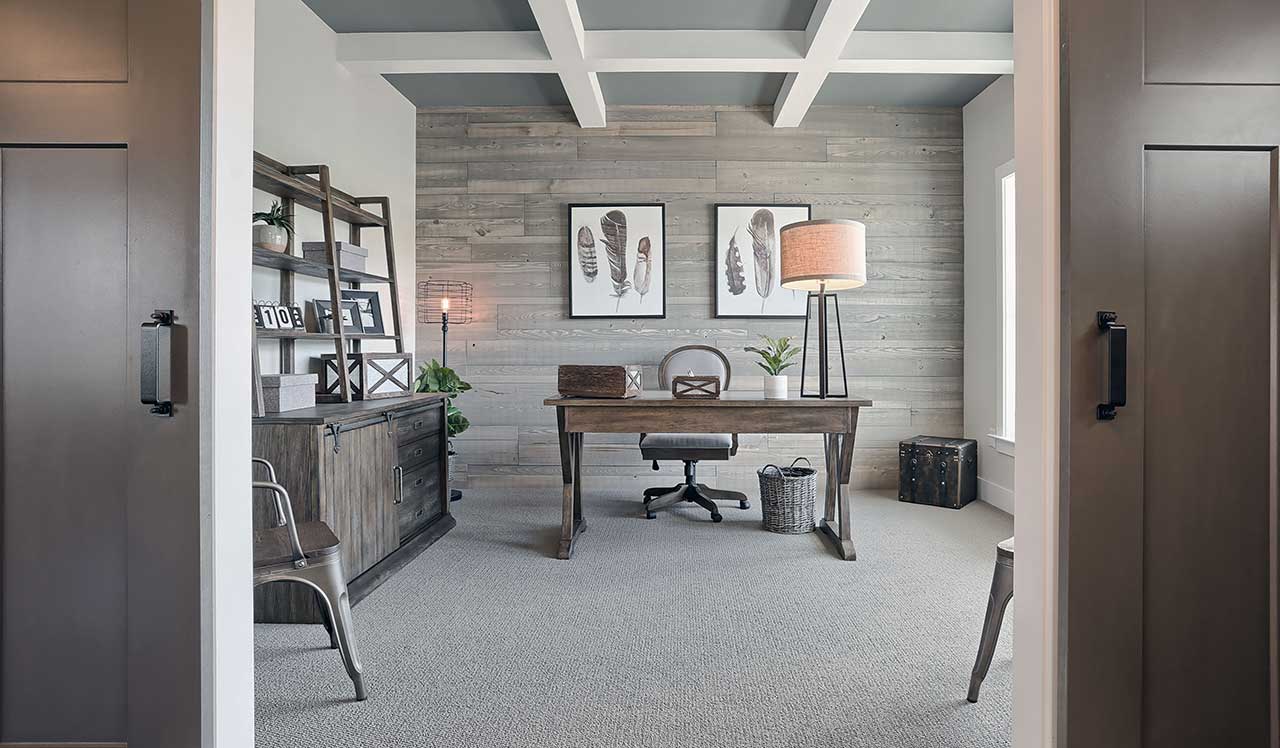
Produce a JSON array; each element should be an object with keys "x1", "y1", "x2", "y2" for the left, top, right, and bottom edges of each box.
[
  {"x1": 967, "y1": 551, "x2": 1014, "y2": 703},
  {"x1": 315, "y1": 590, "x2": 339, "y2": 650},
  {"x1": 307, "y1": 560, "x2": 367, "y2": 701}
]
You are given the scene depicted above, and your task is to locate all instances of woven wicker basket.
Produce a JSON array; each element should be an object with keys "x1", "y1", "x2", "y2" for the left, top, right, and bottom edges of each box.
[{"x1": 757, "y1": 458, "x2": 817, "y2": 534}]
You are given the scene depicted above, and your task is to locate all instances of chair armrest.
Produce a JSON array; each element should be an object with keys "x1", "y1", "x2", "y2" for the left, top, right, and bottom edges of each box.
[{"x1": 252, "y1": 480, "x2": 307, "y2": 567}]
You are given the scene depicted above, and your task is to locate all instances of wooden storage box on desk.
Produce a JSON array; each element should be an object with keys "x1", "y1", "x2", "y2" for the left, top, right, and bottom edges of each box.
[
  {"x1": 557, "y1": 365, "x2": 642, "y2": 398},
  {"x1": 898, "y1": 435, "x2": 977, "y2": 509}
]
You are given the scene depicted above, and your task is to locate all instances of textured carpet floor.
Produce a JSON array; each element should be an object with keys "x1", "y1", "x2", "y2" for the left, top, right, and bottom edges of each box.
[{"x1": 255, "y1": 487, "x2": 1014, "y2": 748}]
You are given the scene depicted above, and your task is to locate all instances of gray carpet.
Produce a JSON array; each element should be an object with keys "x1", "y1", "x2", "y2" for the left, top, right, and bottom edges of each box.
[{"x1": 255, "y1": 487, "x2": 1013, "y2": 748}]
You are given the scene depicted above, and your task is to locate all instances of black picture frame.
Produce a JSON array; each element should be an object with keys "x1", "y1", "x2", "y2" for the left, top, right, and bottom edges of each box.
[
  {"x1": 713, "y1": 203, "x2": 812, "y2": 319},
  {"x1": 567, "y1": 202, "x2": 667, "y2": 319},
  {"x1": 342, "y1": 290, "x2": 385, "y2": 335},
  {"x1": 313, "y1": 299, "x2": 363, "y2": 334}
]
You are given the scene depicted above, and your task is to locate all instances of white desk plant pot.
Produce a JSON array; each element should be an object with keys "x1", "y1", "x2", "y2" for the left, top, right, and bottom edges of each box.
[
  {"x1": 252, "y1": 200, "x2": 293, "y2": 253},
  {"x1": 746, "y1": 335, "x2": 799, "y2": 400}
]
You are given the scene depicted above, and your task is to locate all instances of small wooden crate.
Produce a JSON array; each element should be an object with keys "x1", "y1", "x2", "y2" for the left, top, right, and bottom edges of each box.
[
  {"x1": 321, "y1": 352, "x2": 413, "y2": 400},
  {"x1": 898, "y1": 435, "x2": 977, "y2": 509},
  {"x1": 557, "y1": 365, "x2": 641, "y2": 398},
  {"x1": 671, "y1": 375, "x2": 721, "y2": 399}
]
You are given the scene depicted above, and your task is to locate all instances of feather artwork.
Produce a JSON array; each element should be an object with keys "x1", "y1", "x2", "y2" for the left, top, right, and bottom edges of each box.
[
  {"x1": 634, "y1": 236, "x2": 653, "y2": 304},
  {"x1": 600, "y1": 210, "x2": 630, "y2": 309},
  {"x1": 748, "y1": 208, "x2": 776, "y2": 313},
  {"x1": 576, "y1": 226, "x2": 598, "y2": 282},
  {"x1": 724, "y1": 228, "x2": 746, "y2": 296}
]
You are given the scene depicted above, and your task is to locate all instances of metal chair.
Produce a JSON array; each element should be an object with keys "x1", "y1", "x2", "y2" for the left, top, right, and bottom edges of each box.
[
  {"x1": 252, "y1": 457, "x2": 367, "y2": 701},
  {"x1": 967, "y1": 536, "x2": 1014, "y2": 702},
  {"x1": 640, "y1": 345, "x2": 750, "y2": 522}
]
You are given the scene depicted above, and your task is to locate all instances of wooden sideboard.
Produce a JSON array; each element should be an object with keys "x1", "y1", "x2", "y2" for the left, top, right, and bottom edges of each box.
[{"x1": 252, "y1": 393, "x2": 453, "y2": 622}]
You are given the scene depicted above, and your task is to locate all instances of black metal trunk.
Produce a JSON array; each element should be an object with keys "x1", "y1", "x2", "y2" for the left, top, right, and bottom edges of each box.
[{"x1": 898, "y1": 436, "x2": 977, "y2": 509}]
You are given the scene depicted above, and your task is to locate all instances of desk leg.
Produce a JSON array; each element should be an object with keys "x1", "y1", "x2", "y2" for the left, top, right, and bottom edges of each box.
[
  {"x1": 818, "y1": 414, "x2": 860, "y2": 560},
  {"x1": 556, "y1": 407, "x2": 586, "y2": 559}
]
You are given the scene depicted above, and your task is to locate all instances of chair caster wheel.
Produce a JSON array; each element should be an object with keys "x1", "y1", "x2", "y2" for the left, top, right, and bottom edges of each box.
[
  {"x1": 646, "y1": 511, "x2": 656, "y2": 519},
  {"x1": 711, "y1": 513, "x2": 723, "y2": 523},
  {"x1": 739, "y1": 500, "x2": 750, "y2": 510}
]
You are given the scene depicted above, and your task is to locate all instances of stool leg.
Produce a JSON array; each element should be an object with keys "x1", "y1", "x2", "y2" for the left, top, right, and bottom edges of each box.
[
  {"x1": 967, "y1": 555, "x2": 1013, "y2": 703},
  {"x1": 310, "y1": 560, "x2": 367, "y2": 701}
]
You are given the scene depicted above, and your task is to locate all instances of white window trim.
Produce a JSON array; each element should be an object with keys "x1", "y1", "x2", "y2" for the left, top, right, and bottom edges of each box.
[{"x1": 995, "y1": 158, "x2": 1017, "y2": 446}]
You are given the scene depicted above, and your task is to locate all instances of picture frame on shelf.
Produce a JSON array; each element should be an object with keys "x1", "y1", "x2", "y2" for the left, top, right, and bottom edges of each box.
[
  {"x1": 567, "y1": 203, "x2": 666, "y2": 319},
  {"x1": 714, "y1": 203, "x2": 812, "y2": 318},
  {"x1": 341, "y1": 290, "x2": 385, "y2": 335},
  {"x1": 312, "y1": 299, "x2": 363, "y2": 334}
]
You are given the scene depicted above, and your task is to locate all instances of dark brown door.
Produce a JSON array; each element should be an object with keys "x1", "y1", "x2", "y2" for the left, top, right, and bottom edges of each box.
[
  {"x1": 0, "y1": 1, "x2": 206, "y2": 746},
  {"x1": 1063, "y1": 0, "x2": 1280, "y2": 746}
]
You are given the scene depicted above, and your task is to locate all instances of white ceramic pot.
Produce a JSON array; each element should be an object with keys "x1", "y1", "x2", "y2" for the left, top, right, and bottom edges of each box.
[
  {"x1": 763, "y1": 374, "x2": 788, "y2": 400},
  {"x1": 253, "y1": 223, "x2": 289, "y2": 253}
]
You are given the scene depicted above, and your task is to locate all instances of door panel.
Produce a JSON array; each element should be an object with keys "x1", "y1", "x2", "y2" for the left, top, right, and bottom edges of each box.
[
  {"x1": 1064, "y1": 0, "x2": 1280, "y2": 745},
  {"x1": 1142, "y1": 149, "x2": 1274, "y2": 746},
  {"x1": 1144, "y1": 0, "x2": 1280, "y2": 84},
  {"x1": 0, "y1": 0, "x2": 128, "y2": 82},
  {"x1": 1, "y1": 148, "x2": 128, "y2": 742}
]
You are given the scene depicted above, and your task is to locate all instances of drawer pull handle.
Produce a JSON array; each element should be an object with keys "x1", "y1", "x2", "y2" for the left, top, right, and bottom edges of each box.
[
  {"x1": 413, "y1": 448, "x2": 423, "y2": 458},
  {"x1": 414, "y1": 477, "x2": 424, "y2": 487},
  {"x1": 393, "y1": 465, "x2": 404, "y2": 504},
  {"x1": 412, "y1": 420, "x2": 424, "y2": 431}
]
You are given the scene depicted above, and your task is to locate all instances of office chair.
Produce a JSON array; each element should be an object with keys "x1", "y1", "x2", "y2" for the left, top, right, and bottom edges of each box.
[{"x1": 640, "y1": 345, "x2": 750, "y2": 522}]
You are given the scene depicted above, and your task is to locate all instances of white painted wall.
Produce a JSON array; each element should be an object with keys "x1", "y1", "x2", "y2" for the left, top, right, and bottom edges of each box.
[
  {"x1": 253, "y1": 0, "x2": 416, "y2": 375},
  {"x1": 963, "y1": 75, "x2": 1015, "y2": 515}
]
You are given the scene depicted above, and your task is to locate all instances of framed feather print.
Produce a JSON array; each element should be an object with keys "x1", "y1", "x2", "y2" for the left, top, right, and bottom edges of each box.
[
  {"x1": 568, "y1": 203, "x2": 666, "y2": 318},
  {"x1": 714, "y1": 203, "x2": 812, "y2": 318}
]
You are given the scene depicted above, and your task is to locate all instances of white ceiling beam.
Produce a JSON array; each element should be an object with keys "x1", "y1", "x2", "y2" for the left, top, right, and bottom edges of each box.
[
  {"x1": 527, "y1": 0, "x2": 607, "y2": 128},
  {"x1": 834, "y1": 31, "x2": 1014, "y2": 74},
  {"x1": 772, "y1": 0, "x2": 873, "y2": 127},
  {"x1": 336, "y1": 32, "x2": 555, "y2": 75}
]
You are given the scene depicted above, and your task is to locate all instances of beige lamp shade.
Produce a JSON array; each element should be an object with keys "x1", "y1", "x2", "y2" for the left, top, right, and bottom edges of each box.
[{"x1": 779, "y1": 219, "x2": 867, "y2": 292}]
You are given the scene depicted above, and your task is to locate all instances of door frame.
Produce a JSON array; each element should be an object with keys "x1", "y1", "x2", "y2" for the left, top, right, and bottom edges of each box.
[
  {"x1": 202, "y1": 0, "x2": 256, "y2": 745},
  {"x1": 1012, "y1": 0, "x2": 1062, "y2": 745}
]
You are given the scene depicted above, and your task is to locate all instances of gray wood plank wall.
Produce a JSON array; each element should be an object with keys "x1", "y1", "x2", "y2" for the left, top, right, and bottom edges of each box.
[{"x1": 414, "y1": 105, "x2": 963, "y2": 492}]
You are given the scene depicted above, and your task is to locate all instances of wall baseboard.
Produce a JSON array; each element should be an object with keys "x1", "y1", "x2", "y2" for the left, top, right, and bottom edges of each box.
[{"x1": 978, "y1": 476, "x2": 1014, "y2": 515}]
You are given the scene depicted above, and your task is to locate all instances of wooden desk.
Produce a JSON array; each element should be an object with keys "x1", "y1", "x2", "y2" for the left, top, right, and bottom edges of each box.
[{"x1": 544, "y1": 393, "x2": 872, "y2": 561}]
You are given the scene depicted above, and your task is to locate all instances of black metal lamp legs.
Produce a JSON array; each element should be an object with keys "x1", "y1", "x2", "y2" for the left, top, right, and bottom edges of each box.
[{"x1": 799, "y1": 286, "x2": 849, "y2": 399}]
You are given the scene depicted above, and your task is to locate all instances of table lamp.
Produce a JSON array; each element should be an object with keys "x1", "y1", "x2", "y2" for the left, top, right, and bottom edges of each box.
[{"x1": 779, "y1": 219, "x2": 867, "y2": 399}]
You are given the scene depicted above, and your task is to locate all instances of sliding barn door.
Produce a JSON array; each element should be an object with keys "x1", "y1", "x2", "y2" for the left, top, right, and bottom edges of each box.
[
  {"x1": 0, "y1": 0, "x2": 208, "y2": 745},
  {"x1": 1062, "y1": 0, "x2": 1280, "y2": 745}
]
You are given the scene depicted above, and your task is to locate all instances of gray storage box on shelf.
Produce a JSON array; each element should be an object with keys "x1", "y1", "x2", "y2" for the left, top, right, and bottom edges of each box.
[
  {"x1": 260, "y1": 373, "x2": 317, "y2": 413},
  {"x1": 301, "y1": 240, "x2": 369, "y2": 272},
  {"x1": 757, "y1": 458, "x2": 817, "y2": 534}
]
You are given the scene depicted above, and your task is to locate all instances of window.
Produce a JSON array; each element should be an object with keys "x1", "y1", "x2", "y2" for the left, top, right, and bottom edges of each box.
[{"x1": 997, "y1": 164, "x2": 1016, "y2": 448}]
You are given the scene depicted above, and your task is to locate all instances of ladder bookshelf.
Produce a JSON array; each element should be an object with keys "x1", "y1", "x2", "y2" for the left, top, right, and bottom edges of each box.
[{"x1": 251, "y1": 151, "x2": 405, "y2": 413}]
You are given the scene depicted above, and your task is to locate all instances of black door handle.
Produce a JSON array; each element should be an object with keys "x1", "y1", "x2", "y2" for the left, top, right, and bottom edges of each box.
[
  {"x1": 1097, "y1": 311, "x2": 1126, "y2": 420},
  {"x1": 141, "y1": 310, "x2": 174, "y2": 416}
]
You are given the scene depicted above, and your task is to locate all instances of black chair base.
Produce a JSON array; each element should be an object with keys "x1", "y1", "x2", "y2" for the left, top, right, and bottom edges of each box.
[{"x1": 643, "y1": 461, "x2": 749, "y2": 522}]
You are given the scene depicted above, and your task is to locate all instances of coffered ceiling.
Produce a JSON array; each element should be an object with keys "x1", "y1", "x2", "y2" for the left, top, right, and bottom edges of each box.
[{"x1": 302, "y1": 0, "x2": 1012, "y2": 125}]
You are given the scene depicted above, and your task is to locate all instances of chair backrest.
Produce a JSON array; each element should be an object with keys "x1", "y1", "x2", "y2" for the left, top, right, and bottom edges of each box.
[{"x1": 658, "y1": 345, "x2": 731, "y2": 389}]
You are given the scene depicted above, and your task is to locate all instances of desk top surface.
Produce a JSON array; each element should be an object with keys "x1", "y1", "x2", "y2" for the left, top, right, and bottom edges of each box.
[{"x1": 544, "y1": 392, "x2": 872, "y2": 408}]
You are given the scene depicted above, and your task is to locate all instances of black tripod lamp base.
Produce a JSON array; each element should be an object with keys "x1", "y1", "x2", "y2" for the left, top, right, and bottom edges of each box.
[{"x1": 799, "y1": 292, "x2": 849, "y2": 399}]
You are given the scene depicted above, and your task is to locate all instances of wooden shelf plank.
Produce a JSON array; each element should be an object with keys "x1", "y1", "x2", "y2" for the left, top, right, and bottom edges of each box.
[
  {"x1": 256, "y1": 330, "x2": 401, "y2": 340},
  {"x1": 252, "y1": 247, "x2": 391, "y2": 284},
  {"x1": 253, "y1": 152, "x2": 387, "y2": 227}
]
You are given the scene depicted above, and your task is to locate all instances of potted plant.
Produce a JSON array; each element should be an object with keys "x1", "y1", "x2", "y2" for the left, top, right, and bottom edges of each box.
[
  {"x1": 745, "y1": 335, "x2": 799, "y2": 399},
  {"x1": 414, "y1": 359, "x2": 472, "y2": 488},
  {"x1": 252, "y1": 200, "x2": 293, "y2": 253}
]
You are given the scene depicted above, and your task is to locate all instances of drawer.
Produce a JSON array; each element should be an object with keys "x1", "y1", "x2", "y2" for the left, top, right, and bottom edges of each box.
[
  {"x1": 397, "y1": 461, "x2": 443, "y2": 540},
  {"x1": 394, "y1": 405, "x2": 442, "y2": 443},
  {"x1": 397, "y1": 431, "x2": 441, "y2": 471}
]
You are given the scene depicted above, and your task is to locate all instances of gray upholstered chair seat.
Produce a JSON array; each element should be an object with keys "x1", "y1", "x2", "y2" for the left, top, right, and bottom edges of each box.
[{"x1": 640, "y1": 433, "x2": 733, "y2": 450}]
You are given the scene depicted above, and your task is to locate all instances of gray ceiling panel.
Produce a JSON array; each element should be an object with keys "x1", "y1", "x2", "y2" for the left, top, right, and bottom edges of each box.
[
  {"x1": 385, "y1": 73, "x2": 568, "y2": 107},
  {"x1": 814, "y1": 73, "x2": 1000, "y2": 107},
  {"x1": 855, "y1": 0, "x2": 1013, "y2": 32},
  {"x1": 580, "y1": 0, "x2": 818, "y2": 30},
  {"x1": 301, "y1": 0, "x2": 537, "y2": 33},
  {"x1": 599, "y1": 72, "x2": 786, "y2": 105}
]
